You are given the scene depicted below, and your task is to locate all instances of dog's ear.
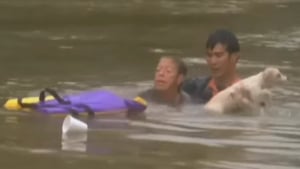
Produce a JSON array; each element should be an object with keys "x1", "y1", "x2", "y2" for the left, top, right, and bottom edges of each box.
[{"x1": 262, "y1": 67, "x2": 274, "y2": 81}]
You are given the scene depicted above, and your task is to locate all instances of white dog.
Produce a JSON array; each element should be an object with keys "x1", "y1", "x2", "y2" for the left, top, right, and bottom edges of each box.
[{"x1": 204, "y1": 67, "x2": 287, "y2": 114}]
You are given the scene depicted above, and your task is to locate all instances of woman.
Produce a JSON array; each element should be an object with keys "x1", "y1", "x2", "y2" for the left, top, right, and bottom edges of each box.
[{"x1": 138, "y1": 56, "x2": 190, "y2": 107}]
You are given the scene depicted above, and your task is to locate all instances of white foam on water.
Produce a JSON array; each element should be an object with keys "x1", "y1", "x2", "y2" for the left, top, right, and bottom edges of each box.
[
  {"x1": 239, "y1": 28, "x2": 300, "y2": 50},
  {"x1": 197, "y1": 160, "x2": 300, "y2": 169}
]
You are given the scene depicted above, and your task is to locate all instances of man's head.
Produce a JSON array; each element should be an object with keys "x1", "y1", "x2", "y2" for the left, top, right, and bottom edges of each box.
[
  {"x1": 154, "y1": 56, "x2": 187, "y2": 92},
  {"x1": 205, "y1": 29, "x2": 240, "y2": 80}
]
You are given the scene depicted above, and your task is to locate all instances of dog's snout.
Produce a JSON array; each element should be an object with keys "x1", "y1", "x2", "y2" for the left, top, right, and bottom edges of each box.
[{"x1": 281, "y1": 74, "x2": 287, "y2": 81}]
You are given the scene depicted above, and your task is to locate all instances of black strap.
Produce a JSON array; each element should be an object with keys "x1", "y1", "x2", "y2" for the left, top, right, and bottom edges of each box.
[
  {"x1": 18, "y1": 88, "x2": 95, "y2": 118},
  {"x1": 69, "y1": 108, "x2": 80, "y2": 117},
  {"x1": 68, "y1": 104, "x2": 95, "y2": 118},
  {"x1": 17, "y1": 98, "x2": 36, "y2": 108},
  {"x1": 39, "y1": 88, "x2": 70, "y2": 104},
  {"x1": 17, "y1": 88, "x2": 69, "y2": 108},
  {"x1": 76, "y1": 104, "x2": 95, "y2": 117}
]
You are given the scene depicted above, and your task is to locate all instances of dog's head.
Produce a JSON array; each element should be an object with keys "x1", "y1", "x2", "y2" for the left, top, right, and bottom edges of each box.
[{"x1": 262, "y1": 67, "x2": 287, "y2": 87}]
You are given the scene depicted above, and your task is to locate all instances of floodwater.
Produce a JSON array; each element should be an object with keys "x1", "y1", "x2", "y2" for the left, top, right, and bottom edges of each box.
[{"x1": 0, "y1": 0, "x2": 300, "y2": 168}]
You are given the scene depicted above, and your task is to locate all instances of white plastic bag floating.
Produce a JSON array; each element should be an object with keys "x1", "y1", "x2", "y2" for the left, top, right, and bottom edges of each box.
[{"x1": 62, "y1": 115, "x2": 88, "y2": 134}]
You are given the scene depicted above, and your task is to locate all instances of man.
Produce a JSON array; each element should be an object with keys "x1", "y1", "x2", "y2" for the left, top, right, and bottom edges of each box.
[
  {"x1": 183, "y1": 29, "x2": 241, "y2": 103},
  {"x1": 138, "y1": 56, "x2": 190, "y2": 107}
]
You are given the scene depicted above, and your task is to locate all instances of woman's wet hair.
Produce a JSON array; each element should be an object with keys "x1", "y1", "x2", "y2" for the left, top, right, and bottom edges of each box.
[{"x1": 206, "y1": 29, "x2": 240, "y2": 54}]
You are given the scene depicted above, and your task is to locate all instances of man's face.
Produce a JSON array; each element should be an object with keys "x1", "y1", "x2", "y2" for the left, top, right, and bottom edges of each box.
[
  {"x1": 154, "y1": 58, "x2": 182, "y2": 91},
  {"x1": 206, "y1": 43, "x2": 238, "y2": 79}
]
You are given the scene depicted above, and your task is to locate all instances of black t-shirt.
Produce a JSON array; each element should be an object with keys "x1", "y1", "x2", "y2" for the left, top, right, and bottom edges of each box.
[{"x1": 182, "y1": 76, "x2": 213, "y2": 104}]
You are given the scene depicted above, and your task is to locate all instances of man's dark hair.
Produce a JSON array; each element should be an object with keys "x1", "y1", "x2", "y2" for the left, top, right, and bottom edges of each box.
[{"x1": 206, "y1": 29, "x2": 240, "y2": 54}]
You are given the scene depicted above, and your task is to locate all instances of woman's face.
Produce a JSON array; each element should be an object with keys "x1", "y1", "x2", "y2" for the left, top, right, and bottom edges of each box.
[{"x1": 154, "y1": 58, "x2": 182, "y2": 91}]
